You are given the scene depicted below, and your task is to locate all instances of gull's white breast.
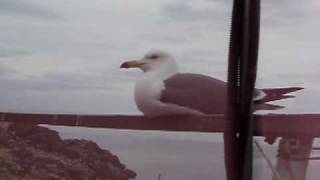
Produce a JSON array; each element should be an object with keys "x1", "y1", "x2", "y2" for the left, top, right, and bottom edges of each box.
[
  {"x1": 134, "y1": 73, "x2": 204, "y2": 117},
  {"x1": 134, "y1": 74, "x2": 165, "y2": 116}
]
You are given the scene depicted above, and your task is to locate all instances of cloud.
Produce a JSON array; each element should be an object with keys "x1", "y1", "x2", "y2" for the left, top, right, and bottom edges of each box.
[
  {"x1": 0, "y1": 0, "x2": 62, "y2": 20},
  {"x1": 0, "y1": 47, "x2": 31, "y2": 58},
  {"x1": 139, "y1": 34, "x2": 189, "y2": 44},
  {"x1": 0, "y1": 72, "x2": 106, "y2": 92},
  {"x1": 0, "y1": 0, "x2": 318, "y2": 114},
  {"x1": 0, "y1": 63, "x2": 138, "y2": 114},
  {"x1": 160, "y1": 1, "x2": 230, "y2": 24},
  {"x1": 0, "y1": 58, "x2": 138, "y2": 92},
  {"x1": 0, "y1": 65, "x2": 16, "y2": 77},
  {"x1": 261, "y1": 0, "x2": 317, "y2": 27}
]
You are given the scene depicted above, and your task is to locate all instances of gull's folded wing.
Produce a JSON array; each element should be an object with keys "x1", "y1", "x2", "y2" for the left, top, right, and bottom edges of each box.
[{"x1": 162, "y1": 73, "x2": 303, "y2": 113}]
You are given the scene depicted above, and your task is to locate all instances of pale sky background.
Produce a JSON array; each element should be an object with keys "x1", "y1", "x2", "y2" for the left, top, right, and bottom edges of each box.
[
  {"x1": 1, "y1": 1, "x2": 320, "y2": 179},
  {"x1": 0, "y1": 0, "x2": 319, "y2": 115}
]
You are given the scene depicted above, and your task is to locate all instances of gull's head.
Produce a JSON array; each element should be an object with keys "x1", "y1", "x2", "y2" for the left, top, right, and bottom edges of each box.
[{"x1": 120, "y1": 50, "x2": 178, "y2": 73}]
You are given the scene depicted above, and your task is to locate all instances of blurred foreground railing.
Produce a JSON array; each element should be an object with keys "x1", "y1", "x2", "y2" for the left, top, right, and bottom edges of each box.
[
  {"x1": 1, "y1": 112, "x2": 319, "y2": 180},
  {"x1": 1, "y1": 112, "x2": 320, "y2": 137}
]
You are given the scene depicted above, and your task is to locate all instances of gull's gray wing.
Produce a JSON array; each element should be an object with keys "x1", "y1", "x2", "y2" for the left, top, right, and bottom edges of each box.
[
  {"x1": 160, "y1": 73, "x2": 227, "y2": 114},
  {"x1": 160, "y1": 73, "x2": 302, "y2": 114}
]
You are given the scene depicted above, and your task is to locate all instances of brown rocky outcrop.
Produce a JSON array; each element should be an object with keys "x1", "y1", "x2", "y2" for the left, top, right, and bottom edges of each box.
[{"x1": 0, "y1": 123, "x2": 136, "y2": 180}]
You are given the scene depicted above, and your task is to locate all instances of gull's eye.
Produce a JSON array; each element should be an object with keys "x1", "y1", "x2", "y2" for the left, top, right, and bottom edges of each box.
[{"x1": 149, "y1": 55, "x2": 159, "y2": 60}]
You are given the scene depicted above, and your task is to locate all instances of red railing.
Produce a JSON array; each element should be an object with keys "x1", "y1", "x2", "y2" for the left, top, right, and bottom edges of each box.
[{"x1": 1, "y1": 112, "x2": 320, "y2": 137}]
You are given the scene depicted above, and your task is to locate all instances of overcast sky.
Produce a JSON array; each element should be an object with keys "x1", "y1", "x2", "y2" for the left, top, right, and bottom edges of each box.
[{"x1": 0, "y1": 0, "x2": 319, "y2": 114}]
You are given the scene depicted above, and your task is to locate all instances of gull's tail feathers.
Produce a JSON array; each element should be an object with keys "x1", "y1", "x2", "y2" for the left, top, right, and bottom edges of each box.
[
  {"x1": 254, "y1": 87, "x2": 303, "y2": 111},
  {"x1": 258, "y1": 87, "x2": 303, "y2": 103}
]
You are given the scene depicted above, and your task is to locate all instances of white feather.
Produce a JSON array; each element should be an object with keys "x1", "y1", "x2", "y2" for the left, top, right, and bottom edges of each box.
[{"x1": 133, "y1": 51, "x2": 204, "y2": 117}]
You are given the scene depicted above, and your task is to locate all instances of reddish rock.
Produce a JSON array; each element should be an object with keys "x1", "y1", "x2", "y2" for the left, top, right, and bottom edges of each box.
[{"x1": 0, "y1": 123, "x2": 136, "y2": 180}]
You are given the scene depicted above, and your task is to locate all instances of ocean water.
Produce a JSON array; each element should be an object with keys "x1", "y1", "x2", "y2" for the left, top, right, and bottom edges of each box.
[{"x1": 47, "y1": 126, "x2": 320, "y2": 180}]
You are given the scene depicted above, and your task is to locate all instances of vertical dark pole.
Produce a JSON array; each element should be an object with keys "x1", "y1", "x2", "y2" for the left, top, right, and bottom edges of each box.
[
  {"x1": 224, "y1": 0, "x2": 242, "y2": 179},
  {"x1": 224, "y1": 0, "x2": 260, "y2": 180},
  {"x1": 239, "y1": 0, "x2": 260, "y2": 179}
]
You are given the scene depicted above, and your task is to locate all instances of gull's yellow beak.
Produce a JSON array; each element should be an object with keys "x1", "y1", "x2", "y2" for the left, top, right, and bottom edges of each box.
[{"x1": 120, "y1": 60, "x2": 145, "y2": 69}]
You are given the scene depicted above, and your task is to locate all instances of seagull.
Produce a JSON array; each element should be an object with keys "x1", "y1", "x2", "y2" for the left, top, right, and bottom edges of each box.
[{"x1": 120, "y1": 50, "x2": 302, "y2": 117}]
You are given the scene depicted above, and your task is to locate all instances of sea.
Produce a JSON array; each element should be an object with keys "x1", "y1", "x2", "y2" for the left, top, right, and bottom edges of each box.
[{"x1": 47, "y1": 126, "x2": 320, "y2": 180}]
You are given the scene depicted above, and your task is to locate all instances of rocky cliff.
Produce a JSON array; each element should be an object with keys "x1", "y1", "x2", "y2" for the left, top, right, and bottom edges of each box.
[{"x1": 0, "y1": 123, "x2": 136, "y2": 180}]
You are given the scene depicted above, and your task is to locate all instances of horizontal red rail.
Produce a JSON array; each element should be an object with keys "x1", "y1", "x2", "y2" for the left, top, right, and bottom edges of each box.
[{"x1": 0, "y1": 112, "x2": 319, "y2": 137}]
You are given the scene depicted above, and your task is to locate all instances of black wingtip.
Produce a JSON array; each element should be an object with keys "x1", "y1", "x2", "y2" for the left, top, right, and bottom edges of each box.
[
  {"x1": 258, "y1": 86, "x2": 304, "y2": 103},
  {"x1": 289, "y1": 87, "x2": 304, "y2": 91}
]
